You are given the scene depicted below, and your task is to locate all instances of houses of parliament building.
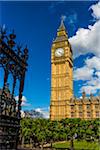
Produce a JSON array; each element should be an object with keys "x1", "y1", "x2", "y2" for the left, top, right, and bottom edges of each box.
[{"x1": 50, "y1": 19, "x2": 100, "y2": 120}]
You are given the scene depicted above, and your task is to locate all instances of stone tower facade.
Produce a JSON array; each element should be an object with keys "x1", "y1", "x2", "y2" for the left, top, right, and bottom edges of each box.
[
  {"x1": 50, "y1": 19, "x2": 73, "y2": 120},
  {"x1": 50, "y1": 20, "x2": 100, "y2": 121}
]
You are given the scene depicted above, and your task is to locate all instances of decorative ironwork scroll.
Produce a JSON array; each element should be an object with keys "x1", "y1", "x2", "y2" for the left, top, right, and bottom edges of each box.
[{"x1": 0, "y1": 27, "x2": 28, "y2": 150}]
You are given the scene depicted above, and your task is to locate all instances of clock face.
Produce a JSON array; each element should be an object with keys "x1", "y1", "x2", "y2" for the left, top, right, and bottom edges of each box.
[{"x1": 55, "y1": 48, "x2": 64, "y2": 57}]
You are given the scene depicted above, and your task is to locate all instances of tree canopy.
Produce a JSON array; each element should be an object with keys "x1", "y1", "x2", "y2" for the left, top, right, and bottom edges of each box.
[{"x1": 20, "y1": 118, "x2": 100, "y2": 148}]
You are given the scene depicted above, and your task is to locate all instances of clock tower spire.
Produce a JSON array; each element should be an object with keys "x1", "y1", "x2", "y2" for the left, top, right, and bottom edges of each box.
[
  {"x1": 58, "y1": 16, "x2": 66, "y2": 30},
  {"x1": 50, "y1": 18, "x2": 73, "y2": 120},
  {"x1": 54, "y1": 17, "x2": 68, "y2": 42}
]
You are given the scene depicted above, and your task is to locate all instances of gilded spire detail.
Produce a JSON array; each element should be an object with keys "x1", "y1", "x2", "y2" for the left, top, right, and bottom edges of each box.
[
  {"x1": 53, "y1": 16, "x2": 68, "y2": 43},
  {"x1": 58, "y1": 16, "x2": 66, "y2": 31}
]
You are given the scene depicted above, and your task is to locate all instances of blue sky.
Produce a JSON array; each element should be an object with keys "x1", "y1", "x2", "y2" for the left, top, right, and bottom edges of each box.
[{"x1": 0, "y1": 1, "x2": 100, "y2": 115}]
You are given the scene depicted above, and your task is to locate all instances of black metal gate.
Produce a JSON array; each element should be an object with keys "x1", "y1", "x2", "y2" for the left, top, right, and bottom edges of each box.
[{"x1": 0, "y1": 27, "x2": 28, "y2": 150}]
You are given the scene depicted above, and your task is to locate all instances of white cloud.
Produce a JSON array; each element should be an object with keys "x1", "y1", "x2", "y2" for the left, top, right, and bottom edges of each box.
[
  {"x1": 74, "y1": 56, "x2": 100, "y2": 95},
  {"x1": 80, "y1": 85, "x2": 98, "y2": 95},
  {"x1": 15, "y1": 95, "x2": 31, "y2": 107},
  {"x1": 85, "y1": 56, "x2": 100, "y2": 71},
  {"x1": 35, "y1": 107, "x2": 49, "y2": 119},
  {"x1": 80, "y1": 75, "x2": 100, "y2": 94},
  {"x1": 74, "y1": 66, "x2": 94, "y2": 81},
  {"x1": 71, "y1": 2, "x2": 100, "y2": 95},
  {"x1": 69, "y1": 2, "x2": 100, "y2": 58},
  {"x1": 15, "y1": 95, "x2": 27, "y2": 102},
  {"x1": 95, "y1": 71, "x2": 100, "y2": 78},
  {"x1": 69, "y1": 20, "x2": 100, "y2": 58},
  {"x1": 90, "y1": 2, "x2": 100, "y2": 20}
]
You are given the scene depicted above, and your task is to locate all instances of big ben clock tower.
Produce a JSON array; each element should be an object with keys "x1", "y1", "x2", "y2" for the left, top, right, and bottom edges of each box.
[{"x1": 50, "y1": 18, "x2": 73, "y2": 120}]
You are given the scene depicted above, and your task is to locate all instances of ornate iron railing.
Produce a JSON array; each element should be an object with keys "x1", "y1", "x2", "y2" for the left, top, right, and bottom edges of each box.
[{"x1": 0, "y1": 26, "x2": 28, "y2": 150}]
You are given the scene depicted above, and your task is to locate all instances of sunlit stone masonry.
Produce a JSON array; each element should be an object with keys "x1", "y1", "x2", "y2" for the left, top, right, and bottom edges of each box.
[{"x1": 50, "y1": 19, "x2": 100, "y2": 121}]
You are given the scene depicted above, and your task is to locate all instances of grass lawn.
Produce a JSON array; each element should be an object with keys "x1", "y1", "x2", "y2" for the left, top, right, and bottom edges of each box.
[{"x1": 53, "y1": 140, "x2": 100, "y2": 150}]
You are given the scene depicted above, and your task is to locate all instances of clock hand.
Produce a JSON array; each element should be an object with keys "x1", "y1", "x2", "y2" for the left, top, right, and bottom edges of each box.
[{"x1": 59, "y1": 51, "x2": 62, "y2": 54}]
